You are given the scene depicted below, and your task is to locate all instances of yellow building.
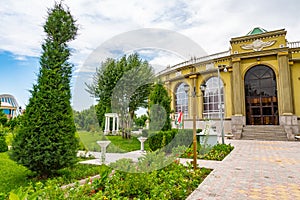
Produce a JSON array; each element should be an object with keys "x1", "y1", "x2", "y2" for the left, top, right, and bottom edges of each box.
[{"x1": 158, "y1": 28, "x2": 300, "y2": 140}]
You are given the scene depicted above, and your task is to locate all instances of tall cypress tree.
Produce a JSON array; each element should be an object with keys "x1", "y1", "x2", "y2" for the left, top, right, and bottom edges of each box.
[{"x1": 11, "y1": 2, "x2": 78, "y2": 177}]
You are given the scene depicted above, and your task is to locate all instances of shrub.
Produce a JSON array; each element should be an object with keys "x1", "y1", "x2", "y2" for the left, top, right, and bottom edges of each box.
[
  {"x1": 148, "y1": 129, "x2": 193, "y2": 152},
  {"x1": 0, "y1": 136, "x2": 8, "y2": 152},
  {"x1": 201, "y1": 143, "x2": 234, "y2": 161},
  {"x1": 141, "y1": 129, "x2": 148, "y2": 137}
]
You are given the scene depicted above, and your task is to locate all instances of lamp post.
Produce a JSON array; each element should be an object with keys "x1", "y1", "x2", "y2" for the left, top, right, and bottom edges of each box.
[
  {"x1": 217, "y1": 65, "x2": 227, "y2": 144},
  {"x1": 184, "y1": 82, "x2": 197, "y2": 170}
]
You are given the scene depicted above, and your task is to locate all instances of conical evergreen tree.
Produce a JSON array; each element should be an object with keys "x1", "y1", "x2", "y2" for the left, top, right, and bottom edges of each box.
[
  {"x1": 149, "y1": 83, "x2": 172, "y2": 131},
  {"x1": 11, "y1": 2, "x2": 78, "y2": 177}
]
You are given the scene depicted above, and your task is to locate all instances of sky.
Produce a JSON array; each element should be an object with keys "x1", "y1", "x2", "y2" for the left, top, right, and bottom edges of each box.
[{"x1": 1, "y1": 0, "x2": 300, "y2": 111}]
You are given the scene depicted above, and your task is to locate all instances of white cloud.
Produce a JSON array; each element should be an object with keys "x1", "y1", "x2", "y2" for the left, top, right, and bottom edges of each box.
[
  {"x1": 2, "y1": 0, "x2": 300, "y2": 63},
  {"x1": 2, "y1": 0, "x2": 300, "y2": 110}
]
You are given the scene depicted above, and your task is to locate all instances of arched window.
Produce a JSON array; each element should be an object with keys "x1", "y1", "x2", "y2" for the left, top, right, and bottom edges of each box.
[
  {"x1": 175, "y1": 83, "x2": 188, "y2": 118},
  {"x1": 203, "y1": 77, "x2": 224, "y2": 119}
]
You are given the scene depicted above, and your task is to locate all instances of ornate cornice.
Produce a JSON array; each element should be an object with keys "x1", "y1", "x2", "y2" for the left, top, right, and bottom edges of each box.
[{"x1": 230, "y1": 29, "x2": 286, "y2": 44}]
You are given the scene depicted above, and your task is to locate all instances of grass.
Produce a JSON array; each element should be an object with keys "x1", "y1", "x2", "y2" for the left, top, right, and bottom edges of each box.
[
  {"x1": 77, "y1": 131, "x2": 150, "y2": 153},
  {"x1": 0, "y1": 152, "x2": 109, "y2": 196},
  {"x1": 0, "y1": 152, "x2": 33, "y2": 194}
]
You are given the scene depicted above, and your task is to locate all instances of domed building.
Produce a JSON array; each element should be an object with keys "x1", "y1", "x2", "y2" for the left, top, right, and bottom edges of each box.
[
  {"x1": 157, "y1": 28, "x2": 300, "y2": 140},
  {"x1": 0, "y1": 94, "x2": 21, "y2": 119}
]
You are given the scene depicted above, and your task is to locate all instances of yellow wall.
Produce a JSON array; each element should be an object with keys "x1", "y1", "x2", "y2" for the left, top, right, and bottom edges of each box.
[
  {"x1": 160, "y1": 29, "x2": 300, "y2": 124},
  {"x1": 291, "y1": 62, "x2": 300, "y2": 116}
]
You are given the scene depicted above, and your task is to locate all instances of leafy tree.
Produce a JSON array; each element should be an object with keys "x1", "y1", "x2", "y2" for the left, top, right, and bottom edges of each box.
[
  {"x1": 73, "y1": 105, "x2": 99, "y2": 131},
  {"x1": 11, "y1": 2, "x2": 78, "y2": 177},
  {"x1": 134, "y1": 114, "x2": 148, "y2": 127},
  {"x1": 149, "y1": 83, "x2": 172, "y2": 131},
  {"x1": 87, "y1": 53, "x2": 155, "y2": 138}
]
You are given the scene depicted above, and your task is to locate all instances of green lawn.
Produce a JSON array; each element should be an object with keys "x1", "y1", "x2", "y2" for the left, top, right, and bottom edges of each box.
[
  {"x1": 0, "y1": 152, "x2": 33, "y2": 194},
  {"x1": 0, "y1": 152, "x2": 108, "y2": 196},
  {"x1": 77, "y1": 131, "x2": 150, "y2": 153}
]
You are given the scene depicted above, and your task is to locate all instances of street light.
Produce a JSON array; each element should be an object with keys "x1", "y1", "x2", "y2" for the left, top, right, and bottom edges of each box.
[
  {"x1": 217, "y1": 65, "x2": 227, "y2": 144},
  {"x1": 184, "y1": 83, "x2": 198, "y2": 170}
]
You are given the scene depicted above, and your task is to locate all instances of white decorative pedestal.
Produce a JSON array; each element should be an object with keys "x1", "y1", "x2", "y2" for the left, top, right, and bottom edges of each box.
[
  {"x1": 138, "y1": 137, "x2": 147, "y2": 152},
  {"x1": 97, "y1": 141, "x2": 111, "y2": 164}
]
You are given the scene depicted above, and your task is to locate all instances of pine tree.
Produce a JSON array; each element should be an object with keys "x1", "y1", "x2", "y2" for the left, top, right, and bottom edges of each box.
[{"x1": 11, "y1": 2, "x2": 78, "y2": 177}]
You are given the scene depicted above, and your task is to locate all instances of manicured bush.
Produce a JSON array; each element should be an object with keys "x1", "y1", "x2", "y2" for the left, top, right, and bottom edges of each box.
[
  {"x1": 11, "y1": 2, "x2": 79, "y2": 177},
  {"x1": 148, "y1": 129, "x2": 193, "y2": 152}
]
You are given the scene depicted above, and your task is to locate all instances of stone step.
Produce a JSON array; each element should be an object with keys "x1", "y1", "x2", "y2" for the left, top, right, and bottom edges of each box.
[{"x1": 241, "y1": 125, "x2": 287, "y2": 141}]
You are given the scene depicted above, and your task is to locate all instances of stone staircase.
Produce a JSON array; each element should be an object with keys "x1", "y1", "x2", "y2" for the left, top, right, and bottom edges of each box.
[{"x1": 241, "y1": 125, "x2": 287, "y2": 141}]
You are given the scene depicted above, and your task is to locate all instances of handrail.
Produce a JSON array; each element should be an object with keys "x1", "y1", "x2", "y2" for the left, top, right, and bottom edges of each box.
[
  {"x1": 157, "y1": 50, "x2": 230, "y2": 76},
  {"x1": 287, "y1": 41, "x2": 300, "y2": 48}
]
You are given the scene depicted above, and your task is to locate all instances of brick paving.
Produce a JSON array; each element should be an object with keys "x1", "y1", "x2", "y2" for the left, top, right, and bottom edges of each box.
[{"x1": 186, "y1": 140, "x2": 300, "y2": 200}]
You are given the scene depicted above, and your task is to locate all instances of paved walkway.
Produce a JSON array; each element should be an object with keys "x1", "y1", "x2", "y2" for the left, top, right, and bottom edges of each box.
[
  {"x1": 78, "y1": 150, "x2": 146, "y2": 165},
  {"x1": 187, "y1": 140, "x2": 300, "y2": 200},
  {"x1": 79, "y1": 140, "x2": 300, "y2": 199}
]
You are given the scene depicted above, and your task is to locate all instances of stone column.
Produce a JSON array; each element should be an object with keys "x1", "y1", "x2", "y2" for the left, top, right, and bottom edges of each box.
[
  {"x1": 112, "y1": 116, "x2": 116, "y2": 133},
  {"x1": 116, "y1": 115, "x2": 119, "y2": 132},
  {"x1": 107, "y1": 116, "x2": 110, "y2": 133},
  {"x1": 277, "y1": 52, "x2": 298, "y2": 139},
  {"x1": 104, "y1": 116, "x2": 108, "y2": 133},
  {"x1": 231, "y1": 58, "x2": 245, "y2": 139},
  {"x1": 278, "y1": 52, "x2": 293, "y2": 115},
  {"x1": 232, "y1": 58, "x2": 243, "y2": 115}
]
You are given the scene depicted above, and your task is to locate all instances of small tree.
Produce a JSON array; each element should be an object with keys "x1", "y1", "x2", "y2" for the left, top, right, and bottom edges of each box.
[
  {"x1": 11, "y1": 2, "x2": 78, "y2": 177},
  {"x1": 149, "y1": 83, "x2": 172, "y2": 131}
]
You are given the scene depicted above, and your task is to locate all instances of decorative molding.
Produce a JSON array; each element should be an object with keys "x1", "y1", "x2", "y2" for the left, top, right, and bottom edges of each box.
[
  {"x1": 278, "y1": 51, "x2": 289, "y2": 56},
  {"x1": 241, "y1": 39, "x2": 276, "y2": 51},
  {"x1": 232, "y1": 58, "x2": 241, "y2": 62}
]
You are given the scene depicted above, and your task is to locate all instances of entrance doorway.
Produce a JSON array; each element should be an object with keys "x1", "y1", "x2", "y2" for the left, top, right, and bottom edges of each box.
[{"x1": 245, "y1": 65, "x2": 279, "y2": 125}]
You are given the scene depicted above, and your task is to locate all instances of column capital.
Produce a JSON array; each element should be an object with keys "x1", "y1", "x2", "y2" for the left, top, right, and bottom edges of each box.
[
  {"x1": 189, "y1": 75, "x2": 197, "y2": 79},
  {"x1": 232, "y1": 57, "x2": 241, "y2": 62},
  {"x1": 277, "y1": 51, "x2": 289, "y2": 56}
]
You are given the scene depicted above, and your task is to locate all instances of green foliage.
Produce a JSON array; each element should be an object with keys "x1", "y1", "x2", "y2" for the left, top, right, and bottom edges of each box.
[
  {"x1": 0, "y1": 151, "x2": 109, "y2": 197},
  {"x1": 200, "y1": 143, "x2": 234, "y2": 161},
  {"x1": 141, "y1": 129, "x2": 149, "y2": 137},
  {"x1": 0, "y1": 152, "x2": 34, "y2": 195},
  {"x1": 148, "y1": 129, "x2": 193, "y2": 152},
  {"x1": 0, "y1": 111, "x2": 7, "y2": 127},
  {"x1": 3, "y1": 150, "x2": 211, "y2": 199},
  {"x1": 0, "y1": 125, "x2": 8, "y2": 152},
  {"x1": 11, "y1": 2, "x2": 79, "y2": 177},
  {"x1": 73, "y1": 106, "x2": 99, "y2": 132},
  {"x1": 181, "y1": 143, "x2": 234, "y2": 161},
  {"x1": 149, "y1": 83, "x2": 172, "y2": 131},
  {"x1": 87, "y1": 53, "x2": 155, "y2": 138},
  {"x1": 0, "y1": 136, "x2": 8, "y2": 152},
  {"x1": 77, "y1": 131, "x2": 150, "y2": 153},
  {"x1": 133, "y1": 114, "x2": 148, "y2": 128}
]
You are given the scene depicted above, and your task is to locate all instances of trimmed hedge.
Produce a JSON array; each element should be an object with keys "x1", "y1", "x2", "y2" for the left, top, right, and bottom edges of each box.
[{"x1": 148, "y1": 129, "x2": 193, "y2": 152}]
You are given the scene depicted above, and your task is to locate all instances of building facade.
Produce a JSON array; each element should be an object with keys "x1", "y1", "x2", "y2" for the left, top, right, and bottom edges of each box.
[
  {"x1": 0, "y1": 94, "x2": 21, "y2": 119},
  {"x1": 158, "y1": 28, "x2": 300, "y2": 140}
]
